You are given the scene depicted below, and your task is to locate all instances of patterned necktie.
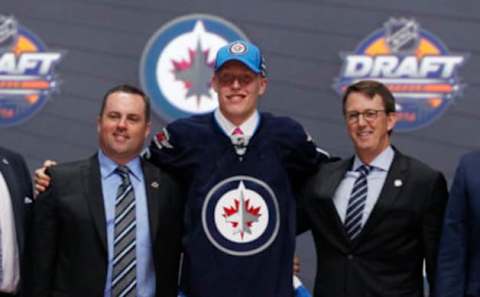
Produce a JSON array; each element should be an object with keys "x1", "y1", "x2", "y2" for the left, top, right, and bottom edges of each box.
[
  {"x1": 344, "y1": 165, "x2": 372, "y2": 240},
  {"x1": 231, "y1": 127, "x2": 247, "y2": 157},
  {"x1": 232, "y1": 127, "x2": 243, "y2": 136},
  {"x1": 112, "y1": 166, "x2": 136, "y2": 297}
]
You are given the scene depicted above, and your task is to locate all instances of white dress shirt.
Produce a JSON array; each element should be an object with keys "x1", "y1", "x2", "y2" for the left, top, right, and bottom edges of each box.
[
  {"x1": 0, "y1": 171, "x2": 20, "y2": 293},
  {"x1": 333, "y1": 146, "x2": 395, "y2": 227},
  {"x1": 214, "y1": 109, "x2": 259, "y2": 138}
]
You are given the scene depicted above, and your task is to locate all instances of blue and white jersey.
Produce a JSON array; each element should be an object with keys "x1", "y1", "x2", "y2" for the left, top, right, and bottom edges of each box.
[{"x1": 148, "y1": 112, "x2": 329, "y2": 297}]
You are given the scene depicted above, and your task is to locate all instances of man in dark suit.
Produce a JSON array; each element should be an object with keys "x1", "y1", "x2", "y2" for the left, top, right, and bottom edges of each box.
[
  {"x1": 30, "y1": 85, "x2": 184, "y2": 297},
  {"x1": 0, "y1": 147, "x2": 32, "y2": 297},
  {"x1": 436, "y1": 152, "x2": 480, "y2": 297},
  {"x1": 298, "y1": 80, "x2": 448, "y2": 297}
]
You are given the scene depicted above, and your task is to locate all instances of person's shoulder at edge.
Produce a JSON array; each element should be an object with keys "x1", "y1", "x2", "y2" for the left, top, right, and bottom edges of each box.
[
  {"x1": 457, "y1": 150, "x2": 480, "y2": 165},
  {"x1": 0, "y1": 145, "x2": 26, "y2": 161}
]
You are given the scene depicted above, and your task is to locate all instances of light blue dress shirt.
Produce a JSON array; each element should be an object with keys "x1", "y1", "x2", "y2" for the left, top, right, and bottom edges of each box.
[
  {"x1": 333, "y1": 146, "x2": 395, "y2": 226},
  {"x1": 98, "y1": 151, "x2": 156, "y2": 297}
]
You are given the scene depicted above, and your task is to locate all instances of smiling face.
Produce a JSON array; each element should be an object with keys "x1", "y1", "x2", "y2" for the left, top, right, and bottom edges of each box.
[
  {"x1": 97, "y1": 91, "x2": 151, "y2": 164},
  {"x1": 345, "y1": 91, "x2": 397, "y2": 164},
  {"x1": 212, "y1": 61, "x2": 267, "y2": 126}
]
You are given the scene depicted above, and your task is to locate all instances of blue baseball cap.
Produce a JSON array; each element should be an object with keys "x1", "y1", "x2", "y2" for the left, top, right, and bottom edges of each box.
[{"x1": 214, "y1": 40, "x2": 267, "y2": 76}]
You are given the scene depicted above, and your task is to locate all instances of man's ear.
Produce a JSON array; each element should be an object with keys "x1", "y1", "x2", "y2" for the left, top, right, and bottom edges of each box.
[
  {"x1": 387, "y1": 111, "x2": 397, "y2": 132},
  {"x1": 145, "y1": 121, "x2": 152, "y2": 139},
  {"x1": 258, "y1": 77, "x2": 268, "y2": 96},
  {"x1": 96, "y1": 116, "x2": 101, "y2": 134},
  {"x1": 211, "y1": 75, "x2": 219, "y2": 93}
]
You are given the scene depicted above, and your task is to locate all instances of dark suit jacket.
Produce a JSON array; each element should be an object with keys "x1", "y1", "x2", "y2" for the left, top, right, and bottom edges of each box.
[
  {"x1": 436, "y1": 151, "x2": 480, "y2": 297},
  {"x1": 298, "y1": 150, "x2": 448, "y2": 297},
  {"x1": 30, "y1": 155, "x2": 184, "y2": 297},
  {"x1": 0, "y1": 146, "x2": 33, "y2": 297}
]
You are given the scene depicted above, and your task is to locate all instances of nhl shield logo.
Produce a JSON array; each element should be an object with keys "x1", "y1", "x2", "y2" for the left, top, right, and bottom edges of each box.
[
  {"x1": 140, "y1": 14, "x2": 249, "y2": 121},
  {"x1": 384, "y1": 18, "x2": 420, "y2": 54},
  {"x1": 202, "y1": 176, "x2": 280, "y2": 256}
]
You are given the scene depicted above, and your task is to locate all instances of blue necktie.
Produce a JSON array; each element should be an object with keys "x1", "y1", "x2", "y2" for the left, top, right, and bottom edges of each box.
[
  {"x1": 111, "y1": 166, "x2": 136, "y2": 297},
  {"x1": 345, "y1": 165, "x2": 372, "y2": 240}
]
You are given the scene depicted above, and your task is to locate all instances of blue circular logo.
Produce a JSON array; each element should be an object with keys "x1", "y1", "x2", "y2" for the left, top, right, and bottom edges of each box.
[
  {"x1": 140, "y1": 14, "x2": 249, "y2": 121},
  {"x1": 202, "y1": 176, "x2": 279, "y2": 256}
]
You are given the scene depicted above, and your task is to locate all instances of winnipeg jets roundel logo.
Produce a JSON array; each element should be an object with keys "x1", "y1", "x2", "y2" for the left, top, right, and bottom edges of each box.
[
  {"x1": 140, "y1": 14, "x2": 249, "y2": 121},
  {"x1": 229, "y1": 42, "x2": 247, "y2": 54},
  {"x1": 202, "y1": 176, "x2": 280, "y2": 256}
]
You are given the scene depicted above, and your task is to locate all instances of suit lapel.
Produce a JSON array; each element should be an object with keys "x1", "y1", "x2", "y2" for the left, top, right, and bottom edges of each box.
[
  {"x1": 142, "y1": 160, "x2": 163, "y2": 244},
  {"x1": 353, "y1": 151, "x2": 408, "y2": 246},
  {"x1": 0, "y1": 155, "x2": 24, "y2": 251},
  {"x1": 314, "y1": 158, "x2": 353, "y2": 249},
  {"x1": 83, "y1": 155, "x2": 108, "y2": 251}
]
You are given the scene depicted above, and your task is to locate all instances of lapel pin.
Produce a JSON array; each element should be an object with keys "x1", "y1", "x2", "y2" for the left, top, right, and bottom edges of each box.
[
  {"x1": 151, "y1": 181, "x2": 159, "y2": 188},
  {"x1": 394, "y1": 179, "x2": 403, "y2": 187},
  {"x1": 2, "y1": 158, "x2": 8, "y2": 165}
]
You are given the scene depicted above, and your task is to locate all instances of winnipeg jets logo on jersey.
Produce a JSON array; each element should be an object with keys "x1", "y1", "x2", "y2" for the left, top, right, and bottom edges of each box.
[
  {"x1": 203, "y1": 176, "x2": 279, "y2": 256},
  {"x1": 221, "y1": 181, "x2": 263, "y2": 241}
]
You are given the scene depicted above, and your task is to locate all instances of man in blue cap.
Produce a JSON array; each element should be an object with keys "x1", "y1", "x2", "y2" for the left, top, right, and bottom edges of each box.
[
  {"x1": 34, "y1": 40, "x2": 326, "y2": 296},
  {"x1": 147, "y1": 40, "x2": 329, "y2": 297}
]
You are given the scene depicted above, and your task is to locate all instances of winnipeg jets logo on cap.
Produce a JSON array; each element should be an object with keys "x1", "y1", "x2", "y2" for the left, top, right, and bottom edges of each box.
[
  {"x1": 202, "y1": 176, "x2": 279, "y2": 256},
  {"x1": 229, "y1": 42, "x2": 247, "y2": 54}
]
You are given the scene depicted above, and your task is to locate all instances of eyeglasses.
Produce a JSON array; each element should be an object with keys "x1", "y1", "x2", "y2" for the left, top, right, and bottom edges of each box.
[
  {"x1": 345, "y1": 109, "x2": 387, "y2": 123},
  {"x1": 217, "y1": 74, "x2": 256, "y2": 87}
]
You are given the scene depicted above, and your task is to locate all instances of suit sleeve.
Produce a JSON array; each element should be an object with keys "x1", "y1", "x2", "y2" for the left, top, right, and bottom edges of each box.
[
  {"x1": 435, "y1": 159, "x2": 468, "y2": 297},
  {"x1": 280, "y1": 119, "x2": 331, "y2": 183},
  {"x1": 422, "y1": 171, "x2": 448, "y2": 297},
  {"x1": 30, "y1": 169, "x2": 59, "y2": 297},
  {"x1": 296, "y1": 188, "x2": 311, "y2": 235}
]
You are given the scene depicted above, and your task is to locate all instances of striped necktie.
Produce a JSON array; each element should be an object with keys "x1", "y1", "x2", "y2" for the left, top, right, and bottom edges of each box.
[
  {"x1": 344, "y1": 165, "x2": 372, "y2": 240},
  {"x1": 112, "y1": 165, "x2": 136, "y2": 297}
]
